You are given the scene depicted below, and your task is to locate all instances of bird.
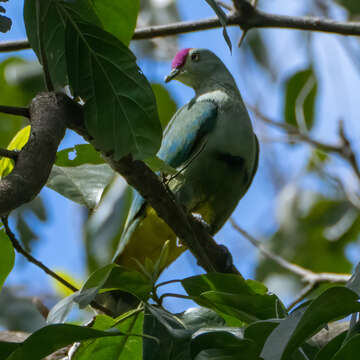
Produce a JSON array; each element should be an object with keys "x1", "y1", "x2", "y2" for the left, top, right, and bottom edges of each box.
[{"x1": 113, "y1": 48, "x2": 259, "y2": 276}]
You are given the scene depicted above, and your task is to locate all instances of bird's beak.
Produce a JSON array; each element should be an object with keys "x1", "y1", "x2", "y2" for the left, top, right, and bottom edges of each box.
[{"x1": 164, "y1": 68, "x2": 180, "y2": 83}]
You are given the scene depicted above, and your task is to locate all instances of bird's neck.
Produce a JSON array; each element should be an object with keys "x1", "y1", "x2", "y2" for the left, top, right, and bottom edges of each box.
[{"x1": 193, "y1": 69, "x2": 240, "y2": 98}]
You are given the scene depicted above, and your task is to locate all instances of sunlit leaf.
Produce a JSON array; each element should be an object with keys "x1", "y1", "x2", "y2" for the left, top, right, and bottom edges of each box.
[
  {"x1": 47, "y1": 164, "x2": 114, "y2": 209},
  {"x1": 90, "y1": 0, "x2": 140, "y2": 46},
  {"x1": 0, "y1": 126, "x2": 30, "y2": 178}
]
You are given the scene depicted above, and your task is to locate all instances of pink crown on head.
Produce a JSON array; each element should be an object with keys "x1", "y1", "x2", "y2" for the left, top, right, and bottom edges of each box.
[{"x1": 171, "y1": 48, "x2": 192, "y2": 69}]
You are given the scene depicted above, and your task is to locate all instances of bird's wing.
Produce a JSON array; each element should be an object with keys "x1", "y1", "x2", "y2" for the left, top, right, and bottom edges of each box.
[
  {"x1": 113, "y1": 101, "x2": 218, "y2": 264},
  {"x1": 157, "y1": 100, "x2": 218, "y2": 168}
]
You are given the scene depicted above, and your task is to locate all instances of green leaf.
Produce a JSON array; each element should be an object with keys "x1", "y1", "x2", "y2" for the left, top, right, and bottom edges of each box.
[
  {"x1": 0, "y1": 126, "x2": 31, "y2": 178},
  {"x1": 244, "y1": 320, "x2": 280, "y2": 356},
  {"x1": 1, "y1": 324, "x2": 130, "y2": 360},
  {"x1": 0, "y1": 229, "x2": 15, "y2": 291},
  {"x1": 85, "y1": 175, "x2": 132, "y2": 272},
  {"x1": 191, "y1": 329, "x2": 258, "y2": 360},
  {"x1": 335, "y1": 0, "x2": 360, "y2": 15},
  {"x1": 314, "y1": 330, "x2": 347, "y2": 360},
  {"x1": 284, "y1": 67, "x2": 317, "y2": 131},
  {"x1": 46, "y1": 164, "x2": 114, "y2": 209},
  {"x1": 75, "y1": 264, "x2": 152, "y2": 308},
  {"x1": 261, "y1": 287, "x2": 360, "y2": 360},
  {"x1": 331, "y1": 334, "x2": 360, "y2": 359},
  {"x1": 89, "y1": 0, "x2": 140, "y2": 46},
  {"x1": 65, "y1": 20, "x2": 162, "y2": 160},
  {"x1": 151, "y1": 83, "x2": 177, "y2": 129},
  {"x1": 55, "y1": 144, "x2": 104, "y2": 167},
  {"x1": 182, "y1": 274, "x2": 286, "y2": 323},
  {"x1": 23, "y1": 0, "x2": 101, "y2": 87},
  {"x1": 204, "y1": 0, "x2": 232, "y2": 52},
  {"x1": 72, "y1": 311, "x2": 144, "y2": 360}
]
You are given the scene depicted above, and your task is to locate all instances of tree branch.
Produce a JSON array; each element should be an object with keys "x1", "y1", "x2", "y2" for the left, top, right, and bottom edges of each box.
[
  {"x1": 230, "y1": 219, "x2": 350, "y2": 285},
  {"x1": 0, "y1": 105, "x2": 30, "y2": 118},
  {"x1": 1, "y1": 216, "x2": 114, "y2": 317},
  {"x1": 3, "y1": 7, "x2": 360, "y2": 52},
  {"x1": 0, "y1": 148, "x2": 18, "y2": 161},
  {"x1": 0, "y1": 93, "x2": 69, "y2": 217}
]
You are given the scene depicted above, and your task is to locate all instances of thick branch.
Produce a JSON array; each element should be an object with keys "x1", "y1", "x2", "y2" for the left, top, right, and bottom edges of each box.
[
  {"x1": 0, "y1": 93, "x2": 71, "y2": 217},
  {"x1": 3, "y1": 8, "x2": 360, "y2": 53},
  {"x1": 0, "y1": 105, "x2": 30, "y2": 118},
  {"x1": 68, "y1": 98, "x2": 239, "y2": 276}
]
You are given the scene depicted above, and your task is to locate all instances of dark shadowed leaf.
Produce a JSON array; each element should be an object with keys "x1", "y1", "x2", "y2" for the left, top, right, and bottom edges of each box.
[
  {"x1": 23, "y1": 0, "x2": 101, "y2": 87},
  {"x1": 65, "y1": 20, "x2": 162, "y2": 160},
  {"x1": 284, "y1": 68, "x2": 317, "y2": 131},
  {"x1": 314, "y1": 330, "x2": 347, "y2": 360},
  {"x1": 47, "y1": 164, "x2": 114, "y2": 209},
  {"x1": 75, "y1": 264, "x2": 152, "y2": 309},
  {"x1": 335, "y1": 0, "x2": 360, "y2": 15},
  {"x1": 1, "y1": 324, "x2": 130, "y2": 360},
  {"x1": 330, "y1": 333, "x2": 360, "y2": 359},
  {"x1": 55, "y1": 144, "x2": 104, "y2": 167},
  {"x1": 182, "y1": 274, "x2": 286, "y2": 323},
  {"x1": 0, "y1": 230, "x2": 15, "y2": 291},
  {"x1": 72, "y1": 311, "x2": 144, "y2": 360},
  {"x1": 261, "y1": 287, "x2": 360, "y2": 360}
]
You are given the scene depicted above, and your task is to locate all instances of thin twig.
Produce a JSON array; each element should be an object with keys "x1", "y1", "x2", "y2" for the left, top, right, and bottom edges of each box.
[
  {"x1": 229, "y1": 219, "x2": 350, "y2": 285},
  {"x1": 287, "y1": 283, "x2": 319, "y2": 311},
  {"x1": 159, "y1": 293, "x2": 192, "y2": 305},
  {"x1": 4, "y1": 9, "x2": 360, "y2": 52},
  {"x1": 1, "y1": 216, "x2": 114, "y2": 316},
  {"x1": 0, "y1": 105, "x2": 30, "y2": 118},
  {"x1": 0, "y1": 149, "x2": 18, "y2": 161},
  {"x1": 155, "y1": 279, "x2": 182, "y2": 290}
]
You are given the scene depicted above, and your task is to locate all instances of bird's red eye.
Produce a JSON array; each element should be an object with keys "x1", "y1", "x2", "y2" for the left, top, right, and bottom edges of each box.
[{"x1": 191, "y1": 53, "x2": 200, "y2": 62}]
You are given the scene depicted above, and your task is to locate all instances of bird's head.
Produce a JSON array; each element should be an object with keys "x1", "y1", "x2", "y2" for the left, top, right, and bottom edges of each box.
[{"x1": 165, "y1": 48, "x2": 222, "y2": 88}]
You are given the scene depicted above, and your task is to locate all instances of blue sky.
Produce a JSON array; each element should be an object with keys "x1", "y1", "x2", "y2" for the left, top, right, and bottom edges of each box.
[{"x1": 2, "y1": 0, "x2": 360, "y2": 315}]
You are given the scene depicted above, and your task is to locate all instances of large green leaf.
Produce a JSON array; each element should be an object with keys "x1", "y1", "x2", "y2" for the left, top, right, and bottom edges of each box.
[
  {"x1": 331, "y1": 334, "x2": 360, "y2": 359},
  {"x1": 47, "y1": 164, "x2": 114, "y2": 209},
  {"x1": 65, "y1": 20, "x2": 162, "y2": 160},
  {"x1": 261, "y1": 287, "x2": 360, "y2": 360},
  {"x1": 23, "y1": 0, "x2": 101, "y2": 87},
  {"x1": 55, "y1": 144, "x2": 104, "y2": 167},
  {"x1": 75, "y1": 264, "x2": 152, "y2": 309},
  {"x1": 314, "y1": 331, "x2": 347, "y2": 360},
  {"x1": 0, "y1": 229, "x2": 15, "y2": 291},
  {"x1": 72, "y1": 311, "x2": 144, "y2": 360},
  {"x1": 284, "y1": 67, "x2": 317, "y2": 131},
  {"x1": 182, "y1": 274, "x2": 286, "y2": 323},
  {"x1": 1, "y1": 324, "x2": 133, "y2": 360},
  {"x1": 90, "y1": 0, "x2": 140, "y2": 46}
]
